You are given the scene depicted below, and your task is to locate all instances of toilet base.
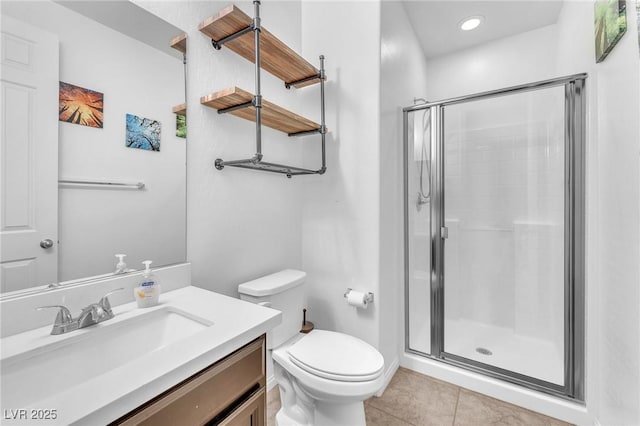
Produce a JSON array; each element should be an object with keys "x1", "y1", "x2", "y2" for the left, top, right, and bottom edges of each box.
[
  {"x1": 274, "y1": 362, "x2": 368, "y2": 426},
  {"x1": 275, "y1": 400, "x2": 366, "y2": 426}
]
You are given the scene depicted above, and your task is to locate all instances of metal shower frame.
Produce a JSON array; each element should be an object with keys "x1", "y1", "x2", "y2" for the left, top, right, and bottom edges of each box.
[
  {"x1": 402, "y1": 73, "x2": 587, "y2": 401},
  {"x1": 211, "y1": 1, "x2": 327, "y2": 178}
]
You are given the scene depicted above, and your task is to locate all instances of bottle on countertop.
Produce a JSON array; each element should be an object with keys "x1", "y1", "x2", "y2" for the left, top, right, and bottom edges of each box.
[
  {"x1": 134, "y1": 260, "x2": 161, "y2": 308},
  {"x1": 114, "y1": 254, "x2": 128, "y2": 274}
]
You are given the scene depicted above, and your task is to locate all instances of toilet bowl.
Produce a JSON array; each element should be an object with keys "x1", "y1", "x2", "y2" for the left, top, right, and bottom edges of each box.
[
  {"x1": 238, "y1": 270, "x2": 385, "y2": 426},
  {"x1": 273, "y1": 330, "x2": 384, "y2": 425}
]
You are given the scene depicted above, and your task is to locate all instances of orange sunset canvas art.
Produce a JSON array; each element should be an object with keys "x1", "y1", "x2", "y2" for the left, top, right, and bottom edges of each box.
[{"x1": 59, "y1": 82, "x2": 104, "y2": 128}]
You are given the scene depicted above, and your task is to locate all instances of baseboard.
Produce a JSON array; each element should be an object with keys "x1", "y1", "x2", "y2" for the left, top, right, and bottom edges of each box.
[
  {"x1": 375, "y1": 356, "x2": 399, "y2": 397},
  {"x1": 267, "y1": 373, "x2": 277, "y2": 391}
]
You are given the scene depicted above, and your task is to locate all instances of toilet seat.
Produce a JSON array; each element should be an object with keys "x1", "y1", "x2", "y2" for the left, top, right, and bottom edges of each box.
[{"x1": 286, "y1": 330, "x2": 384, "y2": 382}]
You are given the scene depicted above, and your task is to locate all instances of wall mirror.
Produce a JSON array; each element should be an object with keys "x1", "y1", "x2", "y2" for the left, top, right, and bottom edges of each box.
[{"x1": 0, "y1": 0, "x2": 187, "y2": 297}]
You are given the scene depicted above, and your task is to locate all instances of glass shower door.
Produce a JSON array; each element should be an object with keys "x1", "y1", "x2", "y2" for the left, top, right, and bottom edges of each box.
[
  {"x1": 405, "y1": 107, "x2": 433, "y2": 355},
  {"x1": 441, "y1": 86, "x2": 566, "y2": 385}
]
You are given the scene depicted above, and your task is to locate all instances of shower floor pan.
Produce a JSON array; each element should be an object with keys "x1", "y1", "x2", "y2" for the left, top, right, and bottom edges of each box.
[{"x1": 444, "y1": 318, "x2": 563, "y2": 385}]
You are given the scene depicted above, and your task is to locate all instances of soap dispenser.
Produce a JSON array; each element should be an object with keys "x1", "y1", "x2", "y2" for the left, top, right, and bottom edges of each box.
[{"x1": 134, "y1": 260, "x2": 161, "y2": 308}]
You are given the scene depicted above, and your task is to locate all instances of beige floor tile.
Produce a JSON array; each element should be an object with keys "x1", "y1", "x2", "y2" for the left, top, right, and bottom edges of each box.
[
  {"x1": 267, "y1": 386, "x2": 282, "y2": 426},
  {"x1": 366, "y1": 367, "x2": 459, "y2": 426},
  {"x1": 454, "y1": 389, "x2": 572, "y2": 426},
  {"x1": 365, "y1": 404, "x2": 414, "y2": 426},
  {"x1": 266, "y1": 370, "x2": 569, "y2": 426}
]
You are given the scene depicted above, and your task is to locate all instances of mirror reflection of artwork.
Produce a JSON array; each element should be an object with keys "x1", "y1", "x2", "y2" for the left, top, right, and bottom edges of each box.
[
  {"x1": 58, "y1": 82, "x2": 104, "y2": 128},
  {"x1": 176, "y1": 114, "x2": 186, "y2": 138},
  {"x1": 594, "y1": 0, "x2": 627, "y2": 63},
  {"x1": 126, "y1": 113, "x2": 161, "y2": 151}
]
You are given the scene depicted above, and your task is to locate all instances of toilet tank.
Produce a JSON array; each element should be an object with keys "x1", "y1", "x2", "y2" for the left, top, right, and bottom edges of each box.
[{"x1": 238, "y1": 269, "x2": 306, "y2": 349}]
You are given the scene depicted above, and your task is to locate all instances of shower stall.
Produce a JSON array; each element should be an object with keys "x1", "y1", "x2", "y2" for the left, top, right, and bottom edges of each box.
[{"x1": 403, "y1": 74, "x2": 586, "y2": 399}]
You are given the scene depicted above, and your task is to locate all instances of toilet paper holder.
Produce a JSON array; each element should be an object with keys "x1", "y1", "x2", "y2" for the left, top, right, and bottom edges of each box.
[{"x1": 343, "y1": 288, "x2": 374, "y2": 304}]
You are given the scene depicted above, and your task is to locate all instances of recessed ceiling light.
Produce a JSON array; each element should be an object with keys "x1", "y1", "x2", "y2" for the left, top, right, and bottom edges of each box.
[{"x1": 460, "y1": 16, "x2": 483, "y2": 31}]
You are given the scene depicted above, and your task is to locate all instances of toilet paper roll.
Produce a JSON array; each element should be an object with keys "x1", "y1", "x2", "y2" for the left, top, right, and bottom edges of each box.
[{"x1": 346, "y1": 290, "x2": 368, "y2": 309}]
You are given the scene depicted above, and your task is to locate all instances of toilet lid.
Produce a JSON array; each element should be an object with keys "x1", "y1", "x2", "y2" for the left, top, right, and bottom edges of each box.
[{"x1": 287, "y1": 330, "x2": 384, "y2": 382}]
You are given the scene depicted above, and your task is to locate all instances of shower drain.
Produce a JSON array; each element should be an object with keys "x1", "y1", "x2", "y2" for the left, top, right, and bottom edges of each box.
[{"x1": 475, "y1": 347, "x2": 493, "y2": 356}]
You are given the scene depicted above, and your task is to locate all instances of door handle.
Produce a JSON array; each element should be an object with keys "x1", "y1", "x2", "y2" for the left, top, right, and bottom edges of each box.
[
  {"x1": 40, "y1": 239, "x2": 54, "y2": 249},
  {"x1": 441, "y1": 227, "x2": 449, "y2": 239}
]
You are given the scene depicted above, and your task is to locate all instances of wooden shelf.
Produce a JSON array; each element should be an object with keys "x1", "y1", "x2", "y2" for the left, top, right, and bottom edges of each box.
[
  {"x1": 199, "y1": 5, "x2": 320, "y2": 88},
  {"x1": 170, "y1": 33, "x2": 187, "y2": 53},
  {"x1": 170, "y1": 34, "x2": 186, "y2": 117},
  {"x1": 172, "y1": 103, "x2": 187, "y2": 116},
  {"x1": 201, "y1": 87, "x2": 320, "y2": 134}
]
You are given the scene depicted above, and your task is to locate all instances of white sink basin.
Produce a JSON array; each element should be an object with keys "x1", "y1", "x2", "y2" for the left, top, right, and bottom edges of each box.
[{"x1": 1, "y1": 307, "x2": 212, "y2": 409}]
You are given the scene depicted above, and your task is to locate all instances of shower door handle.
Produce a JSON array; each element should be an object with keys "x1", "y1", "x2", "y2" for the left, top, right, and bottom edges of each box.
[{"x1": 441, "y1": 227, "x2": 449, "y2": 239}]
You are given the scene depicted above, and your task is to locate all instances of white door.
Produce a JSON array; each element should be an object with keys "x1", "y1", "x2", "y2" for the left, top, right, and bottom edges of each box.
[{"x1": 0, "y1": 16, "x2": 59, "y2": 293}]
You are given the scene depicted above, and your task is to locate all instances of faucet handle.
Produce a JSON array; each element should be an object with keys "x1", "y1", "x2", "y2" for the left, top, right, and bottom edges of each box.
[
  {"x1": 98, "y1": 288, "x2": 124, "y2": 312},
  {"x1": 36, "y1": 305, "x2": 73, "y2": 326}
]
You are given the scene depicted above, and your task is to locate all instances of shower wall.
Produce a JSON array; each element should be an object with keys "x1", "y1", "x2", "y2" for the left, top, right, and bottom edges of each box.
[{"x1": 425, "y1": 24, "x2": 559, "y2": 100}]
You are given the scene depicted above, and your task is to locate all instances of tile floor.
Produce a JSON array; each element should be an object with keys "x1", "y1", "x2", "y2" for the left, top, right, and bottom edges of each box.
[{"x1": 266, "y1": 367, "x2": 572, "y2": 426}]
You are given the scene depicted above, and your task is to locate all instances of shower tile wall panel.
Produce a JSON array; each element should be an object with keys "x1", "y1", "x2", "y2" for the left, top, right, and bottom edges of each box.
[
  {"x1": 443, "y1": 89, "x2": 565, "y2": 343},
  {"x1": 514, "y1": 222, "x2": 564, "y2": 347}
]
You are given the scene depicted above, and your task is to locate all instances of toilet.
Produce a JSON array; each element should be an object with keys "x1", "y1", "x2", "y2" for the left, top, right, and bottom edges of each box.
[{"x1": 238, "y1": 269, "x2": 385, "y2": 426}]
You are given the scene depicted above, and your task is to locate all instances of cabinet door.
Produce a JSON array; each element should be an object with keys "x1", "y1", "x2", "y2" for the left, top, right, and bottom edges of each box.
[
  {"x1": 218, "y1": 388, "x2": 265, "y2": 426},
  {"x1": 114, "y1": 335, "x2": 265, "y2": 426}
]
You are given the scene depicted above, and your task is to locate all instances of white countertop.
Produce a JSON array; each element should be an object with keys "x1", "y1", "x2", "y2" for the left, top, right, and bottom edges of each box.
[{"x1": 0, "y1": 286, "x2": 281, "y2": 425}]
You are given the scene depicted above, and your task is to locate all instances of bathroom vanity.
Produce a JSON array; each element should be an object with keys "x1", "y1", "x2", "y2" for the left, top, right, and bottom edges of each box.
[
  {"x1": 0, "y1": 285, "x2": 280, "y2": 425},
  {"x1": 113, "y1": 334, "x2": 266, "y2": 426}
]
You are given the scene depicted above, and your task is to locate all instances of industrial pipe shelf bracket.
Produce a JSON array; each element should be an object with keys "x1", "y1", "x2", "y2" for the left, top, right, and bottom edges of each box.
[{"x1": 204, "y1": 1, "x2": 327, "y2": 178}]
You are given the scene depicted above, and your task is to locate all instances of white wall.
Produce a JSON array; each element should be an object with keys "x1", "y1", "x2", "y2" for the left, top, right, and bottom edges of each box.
[
  {"x1": 426, "y1": 24, "x2": 558, "y2": 100},
  {"x1": 135, "y1": 0, "x2": 305, "y2": 298},
  {"x1": 591, "y1": 10, "x2": 640, "y2": 426},
  {"x1": 298, "y1": 0, "x2": 383, "y2": 357},
  {"x1": 1, "y1": 1, "x2": 186, "y2": 282},
  {"x1": 553, "y1": 1, "x2": 640, "y2": 424}
]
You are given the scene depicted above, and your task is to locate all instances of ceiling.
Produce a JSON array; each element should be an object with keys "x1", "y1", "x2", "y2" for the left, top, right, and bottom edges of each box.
[{"x1": 402, "y1": 0, "x2": 564, "y2": 59}]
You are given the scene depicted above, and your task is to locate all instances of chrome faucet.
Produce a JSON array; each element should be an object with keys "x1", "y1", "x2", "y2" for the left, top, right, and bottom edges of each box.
[{"x1": 37, "y1": 288, "x2": 124, "y2": 335}]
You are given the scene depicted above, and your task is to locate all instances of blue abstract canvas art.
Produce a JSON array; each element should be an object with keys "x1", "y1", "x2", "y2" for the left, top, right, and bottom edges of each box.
[{"x1": 126, "y1": 113, "x2": 161, "y2": 151}]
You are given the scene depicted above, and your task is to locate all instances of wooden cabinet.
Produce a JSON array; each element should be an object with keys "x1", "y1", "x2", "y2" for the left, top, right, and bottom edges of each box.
[
  {"x1": 112, "y1": 335, "x2": 266, "y2": 426},
  {"x1": 218, "y1": 388, "x2": 265, "y2": 426}
]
